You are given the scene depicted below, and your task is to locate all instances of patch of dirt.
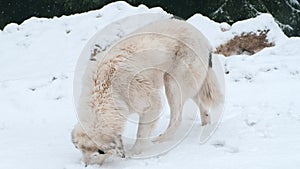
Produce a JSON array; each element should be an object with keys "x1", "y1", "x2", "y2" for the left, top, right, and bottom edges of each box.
[{"x1": 215, "y1": 30, "x2": 275, "y2": 56}]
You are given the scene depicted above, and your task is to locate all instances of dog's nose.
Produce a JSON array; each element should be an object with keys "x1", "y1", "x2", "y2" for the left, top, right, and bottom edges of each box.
[{"x1": 85, "y1": 164, "x2": 88, "y2": 167}]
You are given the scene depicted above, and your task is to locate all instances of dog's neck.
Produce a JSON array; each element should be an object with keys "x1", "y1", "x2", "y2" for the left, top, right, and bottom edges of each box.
[{"x1": 87, "y1": 56, "x2": 126, "y2": 135}]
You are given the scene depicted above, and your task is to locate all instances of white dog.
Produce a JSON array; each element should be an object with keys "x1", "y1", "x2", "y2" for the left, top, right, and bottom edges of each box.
[{"x1": 71, "y1": 18, "x2": 224, "y2": 166}]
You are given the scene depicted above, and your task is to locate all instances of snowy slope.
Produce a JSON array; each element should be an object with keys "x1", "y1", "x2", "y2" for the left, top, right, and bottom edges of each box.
[{"x1": 1, "y1": 1, "x2": 300, "y2": 169}]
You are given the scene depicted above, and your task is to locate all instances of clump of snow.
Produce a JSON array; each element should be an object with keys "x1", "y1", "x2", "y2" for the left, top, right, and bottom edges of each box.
[
  {"x1": 289, "y1": 0, "x2": 300, "y2": 6},
  {"x1": 1, "y1": 1, "x2": 300, "y2": 169},
  {"x1": 3, "y1": 23, "x2": 20, "y2": 33},
  {"x1": 220, "y1": 22, "x2": 231, "y2": 32}
]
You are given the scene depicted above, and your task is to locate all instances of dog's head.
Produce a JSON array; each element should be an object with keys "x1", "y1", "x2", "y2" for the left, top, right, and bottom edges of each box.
[{"x1": 71, "y1": 124, "x2": 125, "y2": 166}]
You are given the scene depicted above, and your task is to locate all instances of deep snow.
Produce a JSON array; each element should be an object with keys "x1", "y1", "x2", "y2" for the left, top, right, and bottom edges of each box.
[{"x1": 0, "y1": 1, "x2": 300, "y2": 169}]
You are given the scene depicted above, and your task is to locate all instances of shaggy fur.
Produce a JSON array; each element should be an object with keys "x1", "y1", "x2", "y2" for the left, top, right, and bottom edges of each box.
[{"x1": 72, "y1": 18, "x2": 224, "y2": 166}]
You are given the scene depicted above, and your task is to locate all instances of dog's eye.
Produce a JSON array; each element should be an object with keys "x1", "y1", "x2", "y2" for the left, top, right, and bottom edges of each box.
[{"x1": 98, "y1": 149, "x2": 105, "y2": 154}]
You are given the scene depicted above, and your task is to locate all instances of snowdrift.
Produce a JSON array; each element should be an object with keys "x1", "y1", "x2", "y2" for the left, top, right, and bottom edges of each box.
[{"x1": 0, "y1": 1, "x2": 300, "y2": 169}]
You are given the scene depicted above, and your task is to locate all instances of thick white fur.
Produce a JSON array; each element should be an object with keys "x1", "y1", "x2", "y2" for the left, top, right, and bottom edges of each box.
[{"x1": 72, "y1": 18, "x2": 224, "y2": 166}]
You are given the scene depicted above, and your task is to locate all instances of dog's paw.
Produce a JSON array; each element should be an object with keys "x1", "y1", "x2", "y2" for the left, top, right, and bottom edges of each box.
[
  {"x1": 127, "y1": 147, "x2": 143, "y2": 157},
  {"x1": 152, "y1": 135, "x2": 163, "y2": 143},
  {"x1": 201, "y1": 114, "x2": 211, "y2": 126},
  {"x1": 152, "y1": 133, "x2": 171, "y2": 143},
  {"x1": 152, "y1": 127, "x2": 177, "y2": 143},
  {"x1": 201, "y1": 121, "x2": 210, "y2": 126}
]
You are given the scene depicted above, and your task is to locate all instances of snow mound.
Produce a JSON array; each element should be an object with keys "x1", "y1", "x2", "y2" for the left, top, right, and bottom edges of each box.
[
  {"x1": 0, "y1": 1, "x2": 300, "y2": 169},
  {"x1": 188, "y1": 13, "x2": 288, "y2": 48}
]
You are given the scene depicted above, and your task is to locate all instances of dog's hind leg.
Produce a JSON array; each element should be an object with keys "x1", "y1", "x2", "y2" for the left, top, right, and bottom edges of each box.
[
  {"x1": 193, "y1": 93, "x2": 211, "y2": 126},
  {"x1": 153, "y1": 73, "x2": 183, "y2": 143},
  {"x1": 193, "y1": 63, "x2": 225, "y2": 126}
]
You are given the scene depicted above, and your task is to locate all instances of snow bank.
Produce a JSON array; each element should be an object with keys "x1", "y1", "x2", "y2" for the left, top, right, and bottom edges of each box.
[
  {"x1": 0, "y1": 1, "x2": 167, "y2": 82},
  {"x1": 188, "y1": 13, "x2": 288, "y2": 48},
  {"x1": 0, "y1": 1, "x2": 300, "y2": 169}
]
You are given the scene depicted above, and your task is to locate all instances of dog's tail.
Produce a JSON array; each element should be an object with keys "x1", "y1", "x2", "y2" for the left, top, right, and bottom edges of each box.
[{"x1": 199, "y1": 53, "x2": 224, "y2": 108}]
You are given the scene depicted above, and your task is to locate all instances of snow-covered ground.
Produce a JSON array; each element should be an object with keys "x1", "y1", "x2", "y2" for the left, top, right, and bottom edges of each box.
[{"x1": 1, "y1": 1, "x2": 300, "y2": 169}]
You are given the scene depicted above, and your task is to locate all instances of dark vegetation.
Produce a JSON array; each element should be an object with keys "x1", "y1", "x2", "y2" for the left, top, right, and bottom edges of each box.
[
  {"x1": 1, "y1": 0, "x2": 299, "y2": 36},
  {"x1": 215, "y1": 30, "x2": 275, "y2": 56}
]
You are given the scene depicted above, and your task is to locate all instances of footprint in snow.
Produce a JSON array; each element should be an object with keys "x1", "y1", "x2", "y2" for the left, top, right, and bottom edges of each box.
[{"x1": 211, "y1": 140, "x2": 239, "y2": 153}]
